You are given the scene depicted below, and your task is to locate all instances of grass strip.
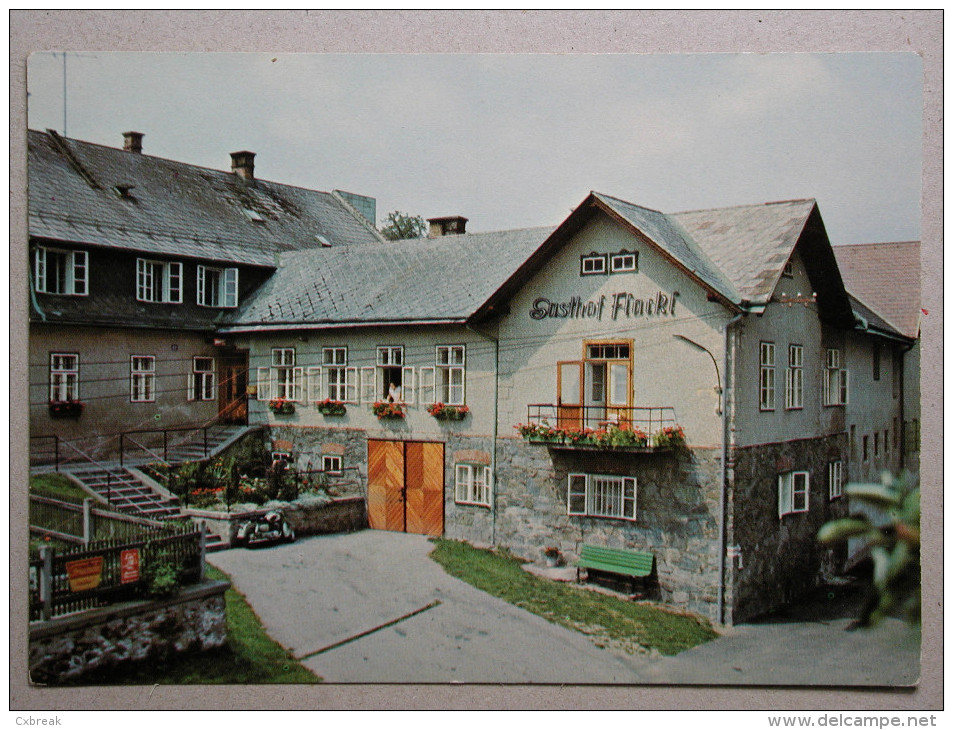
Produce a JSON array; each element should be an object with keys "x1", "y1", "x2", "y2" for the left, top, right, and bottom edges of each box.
[
  {"x1": 429, "y1": 538, "x2": 717, "y2": 656},
  {"x1": 29, "y1": 472, "x2": 90, "y2": 503}
]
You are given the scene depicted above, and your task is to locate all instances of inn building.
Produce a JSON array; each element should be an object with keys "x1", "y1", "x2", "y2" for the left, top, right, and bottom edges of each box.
[{"x1": 28, "y1": 130, "x2": 918, "y2": 624}]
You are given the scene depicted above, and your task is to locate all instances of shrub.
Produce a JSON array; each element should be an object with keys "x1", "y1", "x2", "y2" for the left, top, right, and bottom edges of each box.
[{"x1": 142, "y1": 550, "x2": 182, "y2": 599}]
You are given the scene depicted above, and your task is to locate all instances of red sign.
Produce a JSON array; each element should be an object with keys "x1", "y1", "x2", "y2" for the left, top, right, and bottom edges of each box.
[
  {"x1": 120, "y1": 549, "x2": 140, "y2": 584},
  {"x1": 65, "y1": 556, "x2": 104, "y2": 592}
]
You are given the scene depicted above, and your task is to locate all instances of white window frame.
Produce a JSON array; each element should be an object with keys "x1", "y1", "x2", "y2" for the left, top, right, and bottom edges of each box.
[
  {"x1": 376, "y1": 346, "x2": 405, "y2": 402},
  {"x1": 49, "y1": 353, "x2": 79, "y2": 402},
  {"x1": 188, "y1": 356, "x2": 216, "y2": 401},
  {"x1": 580, "y1": 253, "x2": 608, "y2": 276},
  {"x1": 567, "y1": 473, "x2": 637, "y2": 521},
  {"x1": 136, "y1": 258, "x2": 182, "y2": 303},
  {"x1": 436, "y1": 345, "x2": 466, "y2": 406},
  {"x1": 196, "y1": 265, "x2": 239, "y2": 308},
  {"x1": 130, "y1": 355, "x2": 156, "y2": 403},
  {"x1": 609, "y1": 250, "x2": 638, "y2": 273},
  {"x1": 455, "y1": 463, "x2": 492, "y2": 507},
  {"x1": 271, "y1": 348, "x2": 300, "y2": 401},
  {"x1": 360, "y1": 366, "x2": 377, "y2": 404},
  {"x1": 323, "y1": 347, "x2": 348, "y2": 402},
  {"x1": 828, "y1": 460, "x2": 843, "y2": 500},
  {"x1": 778, "y1": 471, "x2": 810, "y2": 517},
  {"x1": 256, "y1": 366, "x2": 271, "y2": 401},
  {"x1": 34, "y1": 246, "x2": 88, "y2": 296},
  {"x1": 307, "y1": 366, "x2": 323, "y2": 402},
  {"x1": 322, "y1": 455, "x2": 343, "y2": 475},
  {"x1": 823, "y1": 348, "x2": 848, "y2": 406},
  {"x1": 785, "y1": 344, "x2": 803, "y2": 410},
  {"x1": 760, "y1": 342, "x2": 776, "y2": 411}
]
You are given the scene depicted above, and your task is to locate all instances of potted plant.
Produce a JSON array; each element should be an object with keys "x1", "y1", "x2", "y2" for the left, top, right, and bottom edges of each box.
[
  {"x1": 427, "y1": 402, "x2": 470, "y2": 421},
  {"x1": 373, "y1": 401, "x2": 406, "y2": 420},
  {"x1": 48, "y1": 399, "x2": 84, "y2": 419},
  {"x1": 268, "y1": 397, "x2": 295, "y2": 415},
  {"x1": 317, "y1": 398, "x2": 347, "y2": 416},
  {"x1": 653, "y1": 425, "x2": 686, "y2": 448},
  {"x1": 543, "y1": 546, "x2": 561, "y2": 568}
]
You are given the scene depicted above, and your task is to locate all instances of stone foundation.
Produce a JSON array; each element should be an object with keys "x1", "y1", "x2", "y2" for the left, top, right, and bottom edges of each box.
[{"x1": 29, "y1": 580, "x2": 228, "y2": 684}]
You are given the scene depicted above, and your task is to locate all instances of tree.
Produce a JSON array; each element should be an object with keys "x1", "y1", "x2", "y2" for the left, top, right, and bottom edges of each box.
[{"x1": 379, "y1": 211, "x2": 427, "y2": 241}]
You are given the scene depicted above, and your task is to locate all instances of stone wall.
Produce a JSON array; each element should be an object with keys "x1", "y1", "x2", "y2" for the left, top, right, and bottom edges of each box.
[
  {"x1": 493, "y1": 436, "x2": 723, "y2": 621},
  {"x1": 29, "y1": 580, "x2": 228, "y2": 684},
  {"x1": 728, "y1": 433, "x2": 849, "y2": 624}
]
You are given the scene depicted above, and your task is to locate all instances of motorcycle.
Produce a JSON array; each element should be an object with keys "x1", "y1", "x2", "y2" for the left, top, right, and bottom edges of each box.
[{"x1": 235, "y1": 510, "x2": 295, "y2": 548}]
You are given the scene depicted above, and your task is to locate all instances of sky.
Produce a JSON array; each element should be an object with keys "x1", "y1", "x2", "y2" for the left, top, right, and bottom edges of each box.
[{"x1": 26, "y1": 51, "x2": 923, "y2": 245}]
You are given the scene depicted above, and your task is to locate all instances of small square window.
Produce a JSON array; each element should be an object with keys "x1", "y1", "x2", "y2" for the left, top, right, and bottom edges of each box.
[
  {"x1": 322, "y1": 455, "x2": 342, "y2": 474},
  {"x1": 609, "y1": 250, "x2": 638, "y2": 273},
  {"x1": 580, "y1": 253, "x2": 608, "y2": 276}
]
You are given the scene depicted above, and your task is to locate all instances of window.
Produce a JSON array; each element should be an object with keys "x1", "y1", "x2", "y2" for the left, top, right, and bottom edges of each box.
[
  {"x1": 436, "y1": 345, "x2": 465, "y2": 405},
  {"x1": 322, "y1": 455, "x2": 342, "y2": 475},
  {"x1": 823, "y1": 348, "x2": 848, "y2": 406},
  {"x1": 872, "y1": 341, "x2": 881, "y2": 381},
  {"x1": 884, "y1": 429, "x2": 890, "y2": 457},
  {"x1": 568, "y1": 473, "x2": 637, "y2": 520},
  {"x1": 778, "y1": 471, "x2": 809, "y2": 517},
  {"x1": 759, "y1": 342, "x2": 776, "y2": 411},
  {"x1": 197, "y1": 265, "x2": 238, "y2": 307},
  {"x1": 863, "y1": 435, "x2": 869, "y2": 462},
  {"x1": 188, "y1": 357, "x2": 216, "y2": 401},
  {"x1": 609, "y1": 250, "x2": 638, "y2": 273},
  {"x1": 455, "y1": 464, "x2": 491, "y2": 507},
  {"x1": 874, "y1": 432, "x2": 880, "y2": 458},
  {"x1": 136, "y1": 258, "x2": 182, "y2": 303},
  {"x1": 377, "y1": 346, "x2": 405, "y2": 401},
  {"x1": 580, "y1": 253, "x2": 608, "y2": 276},
  {"x1": 782, "y1": 261, "x2": 794, "y2": 278},
  {"x1": 828, "y1": 461, "x2": 843, "y2": 500},
  {"x1": 323, "y1": 347, "x2": 349, "y2": 402},
  {"x1": 271, "y1": 348, "x2": 300, "y2": 401},
  {"x1": 34, "y1": 247, "x2": 87, "y2": 295},
  {"x1": 785, "y1": 344, "x2": 803, "y2": 409},
  {"x1": 49, "y1": 353, "x2": 79, "y2": 402},
  {"x1": 130, "y1": 356, "x2": 156, "y2": 403}
]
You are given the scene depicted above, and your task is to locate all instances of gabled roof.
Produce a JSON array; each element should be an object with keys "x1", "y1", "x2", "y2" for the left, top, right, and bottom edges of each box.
[
  {"x1": 220, "y1": 226, "x2": 555, "y2": 331},
  {"x1": 28, "y1": 129, "x2": 383, "y2": 267},
  {"x1": 834, "y1": 241, "x2": 921, "y2": 338}
]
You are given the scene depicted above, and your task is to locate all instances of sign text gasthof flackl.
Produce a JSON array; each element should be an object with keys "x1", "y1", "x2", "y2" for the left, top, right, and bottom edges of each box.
[{"x1": 529, "y1": 291, "x2": 680, "y2": 321}]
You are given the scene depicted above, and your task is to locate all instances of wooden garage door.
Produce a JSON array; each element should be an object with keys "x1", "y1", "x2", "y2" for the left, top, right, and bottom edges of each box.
[{"x1": 367, "y1": 440, "x2": 444, "y2": 536}]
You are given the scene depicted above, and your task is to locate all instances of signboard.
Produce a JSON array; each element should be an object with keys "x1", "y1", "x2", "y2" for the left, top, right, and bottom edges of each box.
[
  {"x1": 65, "y1": 556, "x2": 104, "y2": 592},
  {"x1": 529, "y1": 290, "x2": 680, "y2": 322},
  {"x1": 120, "y1": 549, "x2": 140, "y2": 585}
]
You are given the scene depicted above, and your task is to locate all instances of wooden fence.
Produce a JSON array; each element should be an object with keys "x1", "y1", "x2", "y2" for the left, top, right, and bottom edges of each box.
[
  {"x1": 30, "y1": 526, "x2": 205, "y2": 622},
  {"x1": 29, "y1": 495, "x2": 177, "y2": 546}
]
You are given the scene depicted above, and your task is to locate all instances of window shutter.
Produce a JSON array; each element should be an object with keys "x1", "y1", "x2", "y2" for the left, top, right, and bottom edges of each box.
[
  {"x1": 623, "y1": 477, "x2": 637, "y2": 519},
  {"x1": 256, "y1": 367, "x2": 270, "y2": 401},
  {"x1": 402, "y1": 366, "x2": 416, "y2": 405},
  {"x1": 419, "y1": 366, "x2": 436, "y2": 405},
  {"x1": 187, "y1": 371, "x2": 196, "y2": 402},
  {"x1": 197, "y1": 265, "x2": 206, "y2": 305},
  {"x1": 34, "y1": 248, "x2": 46, "y2": 292},
  {"x1": 778, "y1": 475, "x2": 791, "y2": 518},
  {"x1": 840, "y1": 370, "x2": 849, "y2": 405},
  {"x1": 361, "y1": 366, "x2": 376, "y2": 403},
  {"x1": 455, "y1": 464, "x2": 471, "y2": 503},
  {"x1": 568, "y1": 473, "x2": 587, "y2": 515},
  {"x1": 345, "y1": 366, "x2": 358, "y2": 403},
  {"x1": 136, "y1": 258, "x2": 147, "y2": 300},
  {"x1": 292, "y1": 367, "x2": 304, "y2": 401},
  {"x1": 483, "y1": 467, "x2": 493, "y2": 506},
  {"x1": 307, "y1": 366, "x2": 322, "y2": 401},
  {"x1": 224, "y1": 268, "x2": 239, "y2": 307}
]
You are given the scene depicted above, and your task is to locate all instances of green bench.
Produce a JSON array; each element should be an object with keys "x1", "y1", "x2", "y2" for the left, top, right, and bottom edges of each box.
[{"x1": 575, "y1": 544, "x2": 655, "y2": 594}]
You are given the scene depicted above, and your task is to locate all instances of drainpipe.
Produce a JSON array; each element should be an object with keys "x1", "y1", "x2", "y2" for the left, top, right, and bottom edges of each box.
[
  {"x1": 719, "y1": 313, "x2": 743, "y2": 626},
  {"x1": 467, "y1": 323, "x2": 501, "y2": 545}
]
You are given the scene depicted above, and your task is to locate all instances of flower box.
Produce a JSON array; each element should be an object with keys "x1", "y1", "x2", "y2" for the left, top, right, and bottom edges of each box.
[
  {"x1": 268, "y1": 398, "x2": 296, "y2": 415},
  {"x1": 653, "y1": 425, "x2": 686, "y2": 448},
  {"x1": 316, "y1": 399, "x2": 347, "y2": 417},
  {"x1": 426, "y1": 403, "x2": 470, "y2": 421},
  {"x1": 373, "y1": 401, "x2": 406, "y2": 420},
  {"x1": 49, "y1": 400, "x2": 83, "y2": 419}
]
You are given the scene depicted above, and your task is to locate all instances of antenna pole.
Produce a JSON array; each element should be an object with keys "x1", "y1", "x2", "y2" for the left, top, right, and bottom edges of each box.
[{"x1": 62, "y1": 51, "x2": 67, "y2": 136}]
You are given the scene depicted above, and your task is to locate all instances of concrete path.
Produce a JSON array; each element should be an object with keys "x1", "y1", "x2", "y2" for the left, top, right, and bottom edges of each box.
[{"x1": 208, "y1": 530, "x2": 921, "y2": 686}]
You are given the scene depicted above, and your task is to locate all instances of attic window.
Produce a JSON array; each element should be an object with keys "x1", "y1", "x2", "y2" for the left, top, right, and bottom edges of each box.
[
  {"x1": 242, "y1": 207, "x2": 265, "y2": 223},
  {"x1": 782, "y1": 261, "x2": 794, "y2": 278},
  {"x1": 315, "y1": 235, "x2": 332, "y2": 247},
  {"x1": 580, "y1": 253, "x2": 608, "y2": 276},
  {"x1": 113, "y1": 184, "x2": 136, "y2": 200},
  {"x1": 610, "y1": 250, "x2": 638, "y2": 273}
]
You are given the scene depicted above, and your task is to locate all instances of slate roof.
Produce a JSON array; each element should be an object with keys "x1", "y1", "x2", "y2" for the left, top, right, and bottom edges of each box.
[
  {"x1": 670, "y1": 198, "x2": 817, "y2": 305},
  {"x1": 833, "y1": 242, "x2": 921, "y2": 338},
  {"x1": 28, "y1": 129, "x2": 383, "y2": 267},
  {"x1": 221, "y1": 226, "x2": 556, "y2": 331}
]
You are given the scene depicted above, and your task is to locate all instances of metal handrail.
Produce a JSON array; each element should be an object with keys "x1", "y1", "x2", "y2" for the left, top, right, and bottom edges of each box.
[
  {"x1": 526, "y1": 403, "x2": 678, "y2": 434},
  {"x1": 29, "y1": 435, "x2": 61, "y2": 471},
  {"x1": 119, "y1": 432, "x2": 174, "y2": 469},
  {"x1": 55, "y1": 439, "x2": 139, "y2": 509}
]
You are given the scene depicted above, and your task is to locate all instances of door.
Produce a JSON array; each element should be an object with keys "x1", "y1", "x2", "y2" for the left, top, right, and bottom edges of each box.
[
  {"x1": 367, "y1": 440, "x2": 444, "y2": 536},
  {"x1": 557, "y1": 361, "x2": 584, "y2": 430},
  {"x1": 219, "y1": 353, "x2": 249, "y2": 424}
]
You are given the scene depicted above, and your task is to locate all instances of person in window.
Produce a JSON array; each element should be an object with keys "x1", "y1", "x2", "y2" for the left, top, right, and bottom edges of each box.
[{"x1": 388, "y1": 381, "x2": 402, "y2": 403}]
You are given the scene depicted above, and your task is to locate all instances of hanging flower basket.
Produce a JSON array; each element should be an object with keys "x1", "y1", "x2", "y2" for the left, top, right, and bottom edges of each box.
[
  {"x1": 268, "y1": 398, "x2": 296, "y2": 415},
  {"x1": 49, "y1": 400, "x2": 83, "y2": 419},
  {"x1": 427, "y1": 403, "x2": 470, "y2": 421},
  {"x1": 316, "y1": 399, "x2": 347, "y2": 417},
  {"x1": 515, "y1": 423, "x2": 564, "y2": 444},
  {"x1": 373, "y1": 401, "x2": 406, "y2": 420}
]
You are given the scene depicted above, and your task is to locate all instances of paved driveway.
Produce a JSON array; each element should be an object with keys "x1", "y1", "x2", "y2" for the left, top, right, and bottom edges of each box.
[{"x1": 208, "y1": 530, "x2": 920, "y2": 685}]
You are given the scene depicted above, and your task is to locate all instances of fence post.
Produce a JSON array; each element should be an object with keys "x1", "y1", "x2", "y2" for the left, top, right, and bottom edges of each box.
[
  {"x1": 107, "y1": 473, "x2": 112, "y2": 507},
  {"x1": 39, "y1": 545, "x2": 53, "y2": 622},
  {"x1": 198, "y1": 521, "x2": 207, "y2": 581},
  {"x1": 54, "y1": 436, "x2": 60, "y2": 473},
  {"x1": 163, "y1": 430, "x2": 168, "y2": 462},
  {"x1": 119, "y1": 433, "x2": 124, "y2": 468},
  {"x1": 82, "y1": 498, "x2": 93, "y2": 545},
  {"x1": 204, "y1": 428, "x2": 209, "y2": 458}
]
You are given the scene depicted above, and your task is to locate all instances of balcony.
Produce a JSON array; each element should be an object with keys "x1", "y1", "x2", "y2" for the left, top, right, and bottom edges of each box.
[{"x1": 517, "y1": 405, "x2": 684, "y2": 451}]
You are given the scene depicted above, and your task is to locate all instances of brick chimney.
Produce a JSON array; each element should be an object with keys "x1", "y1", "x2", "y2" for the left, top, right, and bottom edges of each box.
[
  {"x1": 427, "y1": 215, "x2": 468, "y2": 237},
  {"x1": 123, "y1": 131, "x2": 144, "y2": 154},
  {"x1": 230, "y1": 150, "x2": 256, "y2": 181}
]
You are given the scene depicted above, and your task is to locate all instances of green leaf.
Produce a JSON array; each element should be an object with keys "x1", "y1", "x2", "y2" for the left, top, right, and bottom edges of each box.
[
  {"x1": 844, "y1": 482, "x2": 902, "y2": 509},
  {"x1": 817, "y1": 518, "x2": 876, "y2": 544}
]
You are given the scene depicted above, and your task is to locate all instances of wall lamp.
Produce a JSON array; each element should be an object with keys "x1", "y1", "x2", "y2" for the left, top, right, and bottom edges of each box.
[{"x1": 673, "y1": 334, "x2": 722, "y2": 415}]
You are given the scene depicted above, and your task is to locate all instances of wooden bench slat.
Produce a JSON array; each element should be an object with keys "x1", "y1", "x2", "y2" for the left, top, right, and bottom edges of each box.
[{"x1": 575, "y1": 544, "x2": 654, "y2": 578}]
